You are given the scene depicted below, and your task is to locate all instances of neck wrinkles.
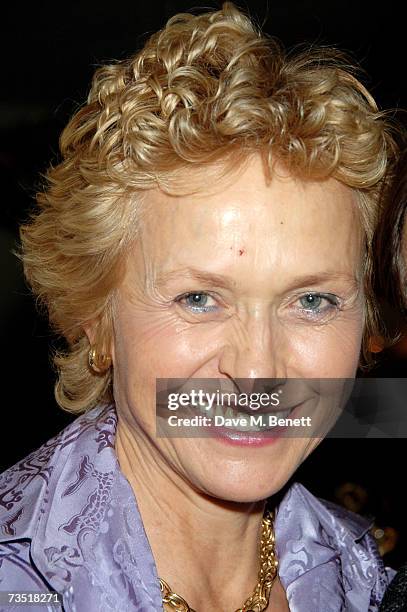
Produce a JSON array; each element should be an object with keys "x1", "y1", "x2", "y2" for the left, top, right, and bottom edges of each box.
[{"x1": 114, "y1": 413, "x2": 268, "y2": 606}]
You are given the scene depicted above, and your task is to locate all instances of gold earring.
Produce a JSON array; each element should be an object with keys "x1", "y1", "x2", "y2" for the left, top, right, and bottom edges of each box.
[{"x1": 88, "y1": 347, "x2": 112, "y2": 373}]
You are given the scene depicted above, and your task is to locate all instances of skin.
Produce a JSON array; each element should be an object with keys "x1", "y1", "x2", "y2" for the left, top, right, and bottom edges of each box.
[{"x1": 87, "y1": 153, "x2": 365, "y2": 611}]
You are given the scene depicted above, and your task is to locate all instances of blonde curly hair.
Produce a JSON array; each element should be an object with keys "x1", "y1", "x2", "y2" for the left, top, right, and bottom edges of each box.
[{"x1": 20, "y1": 2, "x2": 399, "y2": 413}]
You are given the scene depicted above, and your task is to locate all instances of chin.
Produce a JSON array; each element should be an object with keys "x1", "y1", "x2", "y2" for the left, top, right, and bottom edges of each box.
[{"x1": 197, "y1": 466, "x2": 296, "y2": 504}]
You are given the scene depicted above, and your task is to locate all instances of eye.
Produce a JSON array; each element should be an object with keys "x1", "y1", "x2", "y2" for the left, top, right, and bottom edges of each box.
[
  {"x1": 296, "y1": 292, "x2": 340, "y2": 319},
  {"x1": 300, "y1": 294, "x2": 323, "y2": 309},
  {"x1": 176, "y1": 292, "x2": 219, "y2": 313}
]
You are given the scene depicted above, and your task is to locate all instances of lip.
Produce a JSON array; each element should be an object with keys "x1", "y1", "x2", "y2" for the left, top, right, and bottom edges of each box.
[
  {"x1": 156, "y1": 395, "x2": 320, "y2": 444},
  {"x1": 211, "y1": 427, "x2": 284, "y2": 447}
]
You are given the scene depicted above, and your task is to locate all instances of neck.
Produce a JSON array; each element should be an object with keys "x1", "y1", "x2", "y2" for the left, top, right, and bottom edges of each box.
[{"x1": 115, "y1": 415, "x2": 268, "y2": 610}]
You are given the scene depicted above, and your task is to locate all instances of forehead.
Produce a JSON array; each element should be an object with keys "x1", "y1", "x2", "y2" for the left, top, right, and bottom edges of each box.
[{"x1": 135, "y1": 156, "x2": 362, "y2": 274}]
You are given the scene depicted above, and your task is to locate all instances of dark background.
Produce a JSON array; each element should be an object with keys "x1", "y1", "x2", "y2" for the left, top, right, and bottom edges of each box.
[{"x1": 1, "y1": 0, "x2": 406, "y2": 567}]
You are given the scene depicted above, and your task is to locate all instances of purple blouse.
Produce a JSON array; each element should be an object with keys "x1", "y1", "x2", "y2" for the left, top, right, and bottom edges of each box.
[{"x1": 0, "y1": 404, "x2": 395, "y2": 611}]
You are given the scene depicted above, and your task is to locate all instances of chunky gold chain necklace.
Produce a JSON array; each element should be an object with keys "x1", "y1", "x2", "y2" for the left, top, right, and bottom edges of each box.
[{"x1": 159, "y1": 508, "x2": 278, "y2": 612}]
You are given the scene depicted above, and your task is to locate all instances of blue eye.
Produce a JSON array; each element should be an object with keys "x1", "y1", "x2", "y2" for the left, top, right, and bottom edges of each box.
[
  {"x1": 300, "y1": 294, "x2": 323, "y2": 310},
  {"x1": 298, "y1": 293, "x2": 339, "y2": 317},
  {"x1": 177, "y1": 292, "x2": 218, "y2": 313}
]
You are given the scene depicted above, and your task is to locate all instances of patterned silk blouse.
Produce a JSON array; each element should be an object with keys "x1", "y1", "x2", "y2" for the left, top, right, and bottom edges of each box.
[{"x1": 0, "y1": 404, "x2": 395, "y2": 611}]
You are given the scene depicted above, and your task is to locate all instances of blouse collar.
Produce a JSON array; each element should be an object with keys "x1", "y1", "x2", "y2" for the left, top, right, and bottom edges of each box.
[{"x1": 0, "y1": 404, "x2": 389, "y2": 611}]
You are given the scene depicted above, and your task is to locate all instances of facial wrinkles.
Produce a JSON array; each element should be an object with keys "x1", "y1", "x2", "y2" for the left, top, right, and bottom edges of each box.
[
  {"x1": 109, "y1": 155, "x2": 369, "y2": 515},
  {"x1": 116, "y1": 159, "x2": 364, "y2": 383},
  {"x1": 115, "y1": 264, "x2": 181, "y2": 364}
]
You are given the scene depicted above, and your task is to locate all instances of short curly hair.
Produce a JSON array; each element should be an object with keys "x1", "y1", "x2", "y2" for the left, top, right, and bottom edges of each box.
[{"x1": 20, "y1": 2, "x2": 399, "y2": 413}]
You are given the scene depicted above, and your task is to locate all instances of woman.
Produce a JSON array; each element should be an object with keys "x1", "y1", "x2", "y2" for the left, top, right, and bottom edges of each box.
[{"x1": 0, "y1": 3, "x2": 400, "y2": 610}]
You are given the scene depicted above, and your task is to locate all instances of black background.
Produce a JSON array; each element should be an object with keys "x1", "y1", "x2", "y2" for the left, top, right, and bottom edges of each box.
[{"x1": 1, "y1": 0, "x2": 406, "y2": 567}]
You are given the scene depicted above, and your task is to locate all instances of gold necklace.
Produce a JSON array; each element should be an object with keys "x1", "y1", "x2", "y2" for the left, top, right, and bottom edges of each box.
[{"x1": 159, "y1": 508, "x2": 278, "y2": 612}]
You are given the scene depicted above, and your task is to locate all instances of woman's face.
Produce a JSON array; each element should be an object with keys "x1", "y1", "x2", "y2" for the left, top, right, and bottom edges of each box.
[{"x1": 111, "y1": 154, "x2": 364, "y2": 502}]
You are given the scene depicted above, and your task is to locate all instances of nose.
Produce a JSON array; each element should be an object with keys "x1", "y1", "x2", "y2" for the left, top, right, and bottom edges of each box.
[{"x1": 218, "y1": 309, "x2": 287, "y2": 394}]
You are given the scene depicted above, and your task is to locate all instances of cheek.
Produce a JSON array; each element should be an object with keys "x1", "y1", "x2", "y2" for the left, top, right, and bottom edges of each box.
[
  {"x1": 113, "y1": 307, "x2": 219, "y2": 380},
  {"x1": 288, "y1": 319, "x2": 363, "y2": 377}
]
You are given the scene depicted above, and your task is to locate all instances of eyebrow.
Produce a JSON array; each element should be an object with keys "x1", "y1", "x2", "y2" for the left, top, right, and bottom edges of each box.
[
  {"x1": 156, "y1": 268, "x2": 238, "y2": 290},
  {"x1": 283, "y1": 272, "x2": 360, "y2": 292},
  {"x1": 156, "y1": 267, "x2": 360, "y2": 291}
]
